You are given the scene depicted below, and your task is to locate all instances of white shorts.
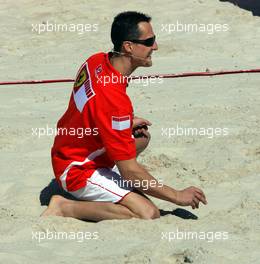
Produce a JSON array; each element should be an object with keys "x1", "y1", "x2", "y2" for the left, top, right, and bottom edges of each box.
[{"x1": 69, "y1": 166, "x2": 134, "y2": 203}]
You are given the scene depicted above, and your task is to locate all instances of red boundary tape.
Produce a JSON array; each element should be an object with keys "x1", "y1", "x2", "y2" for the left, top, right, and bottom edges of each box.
[{"x1": 0, "y1": 68, "x2": 260, "y2": 86}]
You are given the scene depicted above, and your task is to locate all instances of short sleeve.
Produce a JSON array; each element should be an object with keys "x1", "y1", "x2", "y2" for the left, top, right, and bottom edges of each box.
[{"x1": 88, "y1": 87, "x2": 136, "y2": 161}]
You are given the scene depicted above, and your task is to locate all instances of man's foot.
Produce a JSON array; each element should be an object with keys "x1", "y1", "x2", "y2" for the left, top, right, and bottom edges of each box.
[{"x1": 40, "y1": 195, "x2": 68, "y2": 217}]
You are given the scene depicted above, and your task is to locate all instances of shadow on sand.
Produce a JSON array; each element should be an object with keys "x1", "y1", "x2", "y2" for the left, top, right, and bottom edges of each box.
[
  {"x1": 39, "y1": 179, "x2": 77, "y2": 206},
  {"x1": 220, "y1": 0, "x2": 260, "y2": 16},
  {"x1": 160, "y1": 208, "x2": 198, "y2": 220}
]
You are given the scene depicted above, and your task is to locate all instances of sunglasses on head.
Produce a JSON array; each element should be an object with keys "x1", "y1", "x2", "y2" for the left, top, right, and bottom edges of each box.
[{"x1": 127, "y1": 35, "x2": 156, "y2": 47}]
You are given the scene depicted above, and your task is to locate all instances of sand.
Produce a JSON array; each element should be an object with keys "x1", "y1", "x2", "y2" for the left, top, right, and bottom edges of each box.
[{"x1": 0, "y1": 0, "x2": 260, "y2": 263}]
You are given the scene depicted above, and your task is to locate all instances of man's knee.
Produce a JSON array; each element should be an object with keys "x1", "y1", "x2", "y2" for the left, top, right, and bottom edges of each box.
[
  {"x1": 138, "y1": 205, "x2": 160, "y2": 220},
  {"x1": 135, "y1": 131, "x2": 151, "y2": 155},
  {"x1": 120, "y1": 192, "x2": 160, "y2": 220},
  {"x1": 143, "y1": 131, "x2": 151, "y2": 144}
]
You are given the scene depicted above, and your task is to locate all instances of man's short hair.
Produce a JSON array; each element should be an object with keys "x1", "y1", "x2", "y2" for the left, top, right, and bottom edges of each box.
[{"x1": 111, "y1": 11, "x2": 151, "y2": 52}]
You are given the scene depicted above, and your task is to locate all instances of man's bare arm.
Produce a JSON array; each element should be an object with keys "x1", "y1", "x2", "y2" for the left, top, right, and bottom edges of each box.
[{"x1": 116, "y1": 158, "x2": 207, "y2": 209}]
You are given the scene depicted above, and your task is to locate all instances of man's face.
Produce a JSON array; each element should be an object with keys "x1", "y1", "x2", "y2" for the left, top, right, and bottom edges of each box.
[{"x1": 128, "y1": 22, "x2": 158, "y2": 67}]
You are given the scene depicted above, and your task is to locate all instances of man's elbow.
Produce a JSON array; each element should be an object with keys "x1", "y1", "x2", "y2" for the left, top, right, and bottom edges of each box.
[{"x1": 115, "y1": 158, "x2": 141, "y2": 180}]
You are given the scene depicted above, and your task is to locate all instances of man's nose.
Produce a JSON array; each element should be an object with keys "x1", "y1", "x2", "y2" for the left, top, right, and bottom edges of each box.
[{"x1": 152, "y1": 41, "x2": 158, "y2": 50}]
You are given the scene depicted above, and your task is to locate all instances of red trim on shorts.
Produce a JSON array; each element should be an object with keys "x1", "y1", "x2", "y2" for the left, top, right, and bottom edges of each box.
[
  {"x1": 115, "y1": 191, "x2": 132, "y2": 204},
  {"x1": 87, "y1": 180, "x2": 123, "y2": 198}
]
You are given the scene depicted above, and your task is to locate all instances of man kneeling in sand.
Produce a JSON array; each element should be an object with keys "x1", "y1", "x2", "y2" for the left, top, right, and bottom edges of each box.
[{"x1": 42, "y1": 11, "x2": 207, "y2": 221}]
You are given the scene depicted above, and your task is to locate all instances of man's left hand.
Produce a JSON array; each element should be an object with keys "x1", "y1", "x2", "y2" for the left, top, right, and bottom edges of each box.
[
  {"x1": 132, "y1": 116, "x2": 152, "y2": 138},
  {"x1": 132, "y1": 116, "x2": 152, "y2": 129}
]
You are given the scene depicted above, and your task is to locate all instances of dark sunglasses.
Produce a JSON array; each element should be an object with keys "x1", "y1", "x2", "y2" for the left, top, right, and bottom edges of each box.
[{"x1": 127, "y1": 35, "x2": 156, "y2": 47}]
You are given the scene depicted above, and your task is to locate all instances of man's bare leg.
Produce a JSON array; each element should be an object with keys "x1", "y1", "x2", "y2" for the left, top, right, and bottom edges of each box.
[
  {"x1": 41, "y1": 191, "x2": 160, "y2": 221},
  {"x1": 41, "y1": 195, "x2": 137, "y2": 221}
]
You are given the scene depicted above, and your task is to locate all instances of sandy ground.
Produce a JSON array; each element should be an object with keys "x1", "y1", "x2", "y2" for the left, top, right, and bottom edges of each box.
[{"x1": 0, "y1": 0, "x2": 260, "y2": 263}]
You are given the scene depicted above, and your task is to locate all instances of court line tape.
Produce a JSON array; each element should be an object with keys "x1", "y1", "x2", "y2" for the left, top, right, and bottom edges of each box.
[{"x1": 1, "y1": 68, "x2": 260, "y2": 86}]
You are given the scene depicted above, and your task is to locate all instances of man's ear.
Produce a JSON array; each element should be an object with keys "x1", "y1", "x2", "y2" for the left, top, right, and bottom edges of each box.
[{"x1": 122, "y1": 41, "x2": 133, "y2": 53}]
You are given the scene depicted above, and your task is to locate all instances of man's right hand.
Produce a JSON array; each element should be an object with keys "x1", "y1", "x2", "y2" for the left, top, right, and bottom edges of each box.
[
  {"x1": 116, "y1": 159, "x2": 207, "y2": 210},
  {"x1": 175, "y1": 186, "x2": 207, "y2": 209}
]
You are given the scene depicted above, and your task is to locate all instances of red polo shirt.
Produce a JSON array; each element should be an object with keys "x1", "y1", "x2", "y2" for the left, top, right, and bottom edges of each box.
[{"x1": 51, "y1": 52, "x2": 136, "y2": 192}]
